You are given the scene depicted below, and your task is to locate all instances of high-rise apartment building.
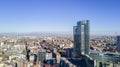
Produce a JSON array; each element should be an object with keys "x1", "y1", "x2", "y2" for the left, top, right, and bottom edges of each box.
[
  {"x1": 117, "y1": 36, "x2": 120, "y2": 52},
  {"x1": 73, "y1": 20, "x2": 90, "y2": 58}
]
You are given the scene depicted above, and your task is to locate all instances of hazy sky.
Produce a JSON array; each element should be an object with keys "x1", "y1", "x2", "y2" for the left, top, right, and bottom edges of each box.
[{"x1": 0, "y1": 0, "x2": 120, "y2": 35}]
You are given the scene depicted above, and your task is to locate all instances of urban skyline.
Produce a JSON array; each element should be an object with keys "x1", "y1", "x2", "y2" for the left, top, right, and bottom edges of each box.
[
  {"x1": 0, "y1": 20, "x2": 120, "y2": 67},
  {"x1": 0, "y1": 0, "x2": 120, "y2": 35}
]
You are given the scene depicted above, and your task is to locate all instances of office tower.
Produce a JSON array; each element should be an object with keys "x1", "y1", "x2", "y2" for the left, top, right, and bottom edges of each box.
[
  {"x1": 56, "y1": 53, "x2": 61, "y2": 64},
  {"x1": 37, "y1": 51, "x2": 46, "y2": 67},
  {"x1": 60, "y1": 60, "x2": 69, "y2": 67},
  {"x1": 26, "y1": 49, "x2": 30, "y2": 61},
  {"x1": 37, "y1": 51, "x2": 46, "y2": 62},
  {"x1": 45, "y1": 59, "x2": 57, "y2": 67},
  {"x1": 73, "y1": 20, "x2": 90, "y2": 58},
  {"x1": 66, "y1": 48, "x2": 73, "y2": 58},
  {"x1": 117, "y1": 36, "x2": 120, "y2": 52},
  {"x1": 25, "y1": 42, "x2": 28, "y2": 51},
  {"x1": 33, "y1": 54, "x2": 37, "y2": 65}
]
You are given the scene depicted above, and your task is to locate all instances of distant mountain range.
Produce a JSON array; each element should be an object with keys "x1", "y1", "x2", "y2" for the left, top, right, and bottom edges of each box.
[
  {"x1": 0, "y1": 32, "x2": 73, "y2": 36},
  {"x1": 0, "y1": 32, "x2": 116, "y2": 37}
]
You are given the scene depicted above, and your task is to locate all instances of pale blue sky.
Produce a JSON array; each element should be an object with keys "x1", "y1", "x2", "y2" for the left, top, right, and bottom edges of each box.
[{"x1": 0, "y1": 0, "x2": 120, "y2": 35}]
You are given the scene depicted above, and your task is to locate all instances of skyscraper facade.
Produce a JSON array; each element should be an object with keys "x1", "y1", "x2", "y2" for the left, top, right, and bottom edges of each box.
[
  {"x1": 73, "y1": 20, "x2": 90, "y2": 58},
  {"x1": 117, "y1": 36, "x2": 120, "y2": 52}
]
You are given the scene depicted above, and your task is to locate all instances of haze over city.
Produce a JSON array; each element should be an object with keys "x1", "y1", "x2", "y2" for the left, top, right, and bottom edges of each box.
[
  {"x1": 0, "y1": 0, "x2": 120, "y2": 35},
  {"x1": 1, "y1": 0, "x2": 120, "y2": 67}
]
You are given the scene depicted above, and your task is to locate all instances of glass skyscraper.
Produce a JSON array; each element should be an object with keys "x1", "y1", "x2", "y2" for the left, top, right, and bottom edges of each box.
[
  {"x1": 73, "y1": 20, "x2": 90, "y2": 58},
  {"x1": 117, "y1": 36, "x2": 120, "y2": 52}
]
